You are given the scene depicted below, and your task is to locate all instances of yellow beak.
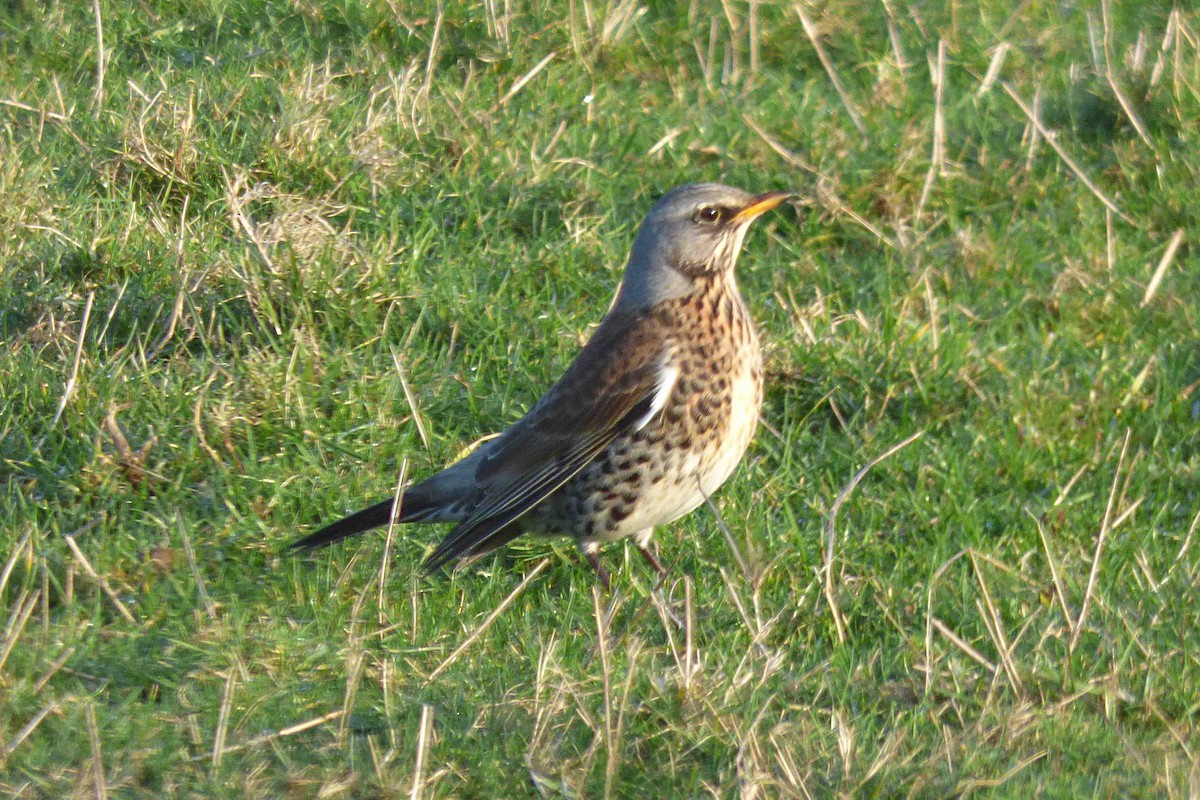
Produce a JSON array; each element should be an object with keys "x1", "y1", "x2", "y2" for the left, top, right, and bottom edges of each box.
[{"x1": 732, "y1": 190, "x2": 795, "y2": 223}]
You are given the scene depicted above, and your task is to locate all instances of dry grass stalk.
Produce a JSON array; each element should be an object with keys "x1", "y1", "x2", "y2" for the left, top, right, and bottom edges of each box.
[
  {"x1": 606, "y1": 638, "x2": 640, "y2": 800},
  {"x1": 1123, "y1": 356, "x2": 1156, "y2": 407},
  {"x1": 824, "y1": 430, "x2": 925, "y2": 643},
  {"x1": 377, "y1": 460, "x2": 409, "y2": 625},
  {"x1": 1028, "y1": 510, "x2": 1074, "y2": 631},
  {"x1": 85, "y1": 701, "x2": 108, "y2": 800},
  {"x1": 35, "y1": 292, "x2": 93, "y2": 454},
  {"x1": 200, "y1": 710, "x2": 345, "y2": 761},
  {"x1": 646, "y1": 126, "x2": 684, "y2": 157},
  {"x1": 1052, "y1": 462, "x2": 1090, "y2": 506},
  {"x1": 793, "y1": 1, "x2": 867, "y2": 136},
  {"x1": 953, "y1": 750, "x2": 1048, "y2": 794},
  {"x1": 703, "y1": 15, "x2": 718, "y2": 87},
  {"x1": 977, "y1": 42, "x2": 1011, "y2": 97},
  {"x1": 115, "y1": 84, "x2": 199, "y2": 188},
  {"x1": 915, "y1": 40, "x2": 946, "y2": 225},
  {"x1": 380, "y1": 658, "x2": 397, "y2": 757},
  {"x1": 598, "y1": 0, "x2": 645, "y2": 48},
  {"x1": 210, "y1": 669, "x2": 236, "y2": 768},
  {"x1": 814, "y1": 186, "x2": 897, "y2": 250},
  {"x1": 353, "y1": 64, "x2": 425, "y2": 192},
  {"x1": 393, "y1": 354, "x2": 430, "y2": 450},
  {"x1": 1106, "y1": 208, "x2": 1116, "y2": 274},
  {"x1": 409, "y1": 704, "x2": 434, "y2": 800},
  {"x1": 719, "y1": 567, "x2": 764, "y2": 654},
  {"x1": 923, "y1": 549, "x2": 969, "y2": 692},
  {"x1": 192, "y1": 371, "x2": 223, "y2": 465},
  {"x1": 970, "y1": 552, "x2": 1023, "y2": 694},
  {"x1": 1148, "y1": 10, "x2": 1176, "y2": 89},
  {"x1": 102, "y1": 404, "x2": 156, "y2": 490},
  {"x1": 717, "y1": 0, "x2": 743, "y2": 81},
  {"x1": 142, "y1": 195, "x2": 192, "y2": 365},
  {"x1": 428, "y1": 558, "x2": 551, "y2": 680},
  {"x1": 748, "y1": 0, "x2": 760, "y2": 73},
  {"x1": 496, "y1": 52, "x2": 557, "y2": 110},
  {"x1": 1099, "y1": 0, "x2": 1157, "y2": 151},
  {"x1": 591, "y1": 588, "x2": 616, "y2": 798},
  {"x1": 420, "y1": 1, "x2": 444, "y2": 102},
  {"x1": 223, "y1": 170, "x2": 282, "y2": 334},
  {"x1": 1141, "y1": 228, "x2": 1185, "y2": 307},
  {"x1": 922, "y1": 271, "x2": 940, "y2": 371},
  {"x1": 178, "y1": 515, "x2": 216, "y2": 620},
  {"x1": 484, "y1": 0, "x2": 512, "y2": 46},
  {"x1": 1022, "y1": 85, "x2": 1043, "y2": 172},
  {"x1": 684, "y1": 577, "x2": 696, "y2": 692},
  {"x1": 63, "y1": 532, "x2": 138, "y2": 625},
  {"x1": 91, "y1": 0, "x2": 106, "y2": 118},
  {"x1": 223, "y1": 169, "x2": 358, "y2": 333},
  {"x1": 0, "y1": 531, "x2": 32, "y2": 600},
  {"x1": 1071, "y1": 429, "x2": 1132, "y2": 652},
  {"x1": 1, "y1": 702, "x2": 60, "y2": 762},
  {"x1": 930, "y1": 616, "x2": 997, "y2": 674},
  {"x1": 832, "y1": 708, "x2": 855, "y2": 781},
  {"x1": 1165, "y1": 506, "x2": 1199, "y2": 582},
  {"x1": 1109, "y1": 496, "x2": 1143, "y2": 531},
  {"x1": 33, "y1": 645, "x2": 77, "y2": 694},
  {"x1": 1001, "y1": 82, "x2": 1133, "y2": 225},
  {"x1": 0, "y1": 97, "x2": 69, "y2": 123},
  {"x1": 877, "y1": 0, "x2": 908, "y2": 75},
  {"x1": 338, "y1": 563, "x2": 374, "y2": 742},
  {"x1": 0, "y1": 588, "x2": 38, "y2": 675},
  {"x1": 740, "y1": 114, "x2": 821, "y2": 176},
  {"x1": 704, "y1": 491, "x2": 751, "y2": 582},
  {"x1": 526, "y1": 635, "x2": 571, "y2": 793}
]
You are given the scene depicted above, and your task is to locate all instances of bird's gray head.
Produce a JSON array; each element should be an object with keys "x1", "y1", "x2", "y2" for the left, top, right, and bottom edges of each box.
[{"x1": 614, "y1": 183, "x2": 792, "y2": 311}]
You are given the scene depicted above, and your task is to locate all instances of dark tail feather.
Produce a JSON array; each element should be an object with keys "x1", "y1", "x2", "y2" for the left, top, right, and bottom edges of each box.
[
  {"x1": 290, "y1": 499, "x2": 396, "y2": 550},
  {"x1": 291, "y1": 480, "x2": 448, "y2": 550}
]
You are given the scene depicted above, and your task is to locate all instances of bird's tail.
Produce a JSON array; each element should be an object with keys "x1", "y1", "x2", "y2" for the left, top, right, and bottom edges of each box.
[{"x1": 289, "y1": 483, "x2": 448, "y2": 551}]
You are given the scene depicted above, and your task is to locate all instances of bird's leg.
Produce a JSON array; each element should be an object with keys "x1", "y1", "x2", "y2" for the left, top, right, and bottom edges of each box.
[
  {"x1": 633, "y1": 530, "x2": 667, "y2": 578},
  {"x1": 636, "y1": 543, "x2": 666, "y2": 576},
  {"x1": 583, "y1": 548, "x2": 612, "y2": 591}
]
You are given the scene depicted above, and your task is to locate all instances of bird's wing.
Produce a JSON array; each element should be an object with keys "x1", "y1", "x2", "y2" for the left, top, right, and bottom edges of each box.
[{"x1": 423, "y1": 312, "x2": 677, "y2": 572}]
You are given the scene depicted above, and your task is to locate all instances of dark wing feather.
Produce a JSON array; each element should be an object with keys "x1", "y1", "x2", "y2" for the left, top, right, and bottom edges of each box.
[
  {"x1": 423, "y1": 311, "x2": 675, "y2": 573},
  {"x1": 422, "y1": 391, "x2": 658, "y2": 572}
]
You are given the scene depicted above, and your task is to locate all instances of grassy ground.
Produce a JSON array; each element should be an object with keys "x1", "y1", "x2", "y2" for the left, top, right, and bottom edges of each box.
[{"x1": 2, "y1": 0, "x2": 1198, "y2": 796}]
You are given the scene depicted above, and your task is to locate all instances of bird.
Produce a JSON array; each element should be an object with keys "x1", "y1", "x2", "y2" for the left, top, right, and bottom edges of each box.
[{"x1": 291, "y1": 183, "x2": 792, "y2": 587}]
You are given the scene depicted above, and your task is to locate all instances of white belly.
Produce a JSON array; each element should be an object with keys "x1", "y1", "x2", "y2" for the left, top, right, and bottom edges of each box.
[
  {"x1": 701, "y1": 358, "x2": 761, "y2": 496},
  {"x1": 601, "y1": 353, "x2": 762, "y2": 540}
]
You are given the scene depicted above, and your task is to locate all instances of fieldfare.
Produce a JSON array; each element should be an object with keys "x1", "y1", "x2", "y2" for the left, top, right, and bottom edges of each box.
[{"x1": 292, "y1": 183, "x2": 792, "y2": 586}]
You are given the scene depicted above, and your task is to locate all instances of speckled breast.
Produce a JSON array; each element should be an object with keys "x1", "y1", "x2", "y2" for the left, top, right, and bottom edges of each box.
[{"x1": 537, "y1": 274, "x2": 763, "y2": 544}]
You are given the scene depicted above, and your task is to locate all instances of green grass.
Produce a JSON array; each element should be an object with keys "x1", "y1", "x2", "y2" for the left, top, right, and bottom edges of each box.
[{"x1": 2, "y1": 0, "x2": 1198, "y2": 796}]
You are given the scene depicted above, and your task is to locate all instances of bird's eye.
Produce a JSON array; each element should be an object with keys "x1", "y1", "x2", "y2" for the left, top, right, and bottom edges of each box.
[{"x1": 694, "y1": 206, "x2": 723, "y2": 225}]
